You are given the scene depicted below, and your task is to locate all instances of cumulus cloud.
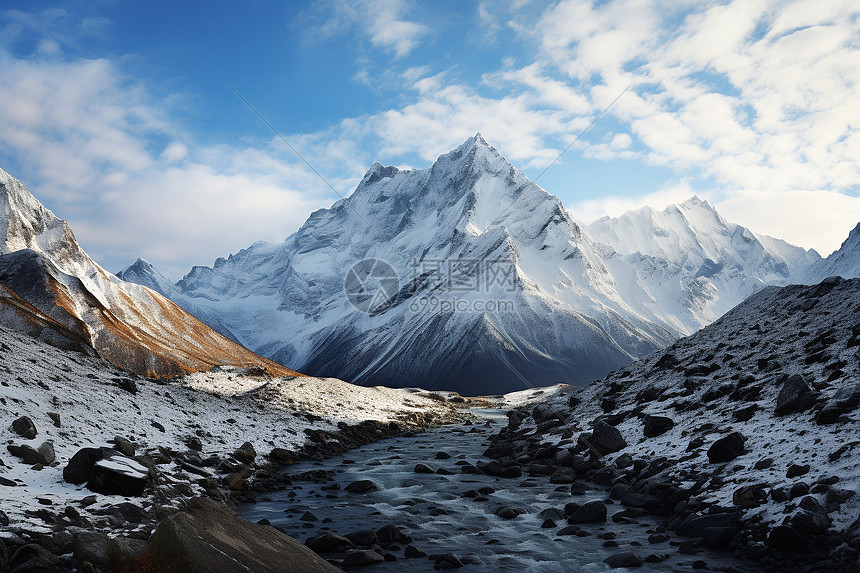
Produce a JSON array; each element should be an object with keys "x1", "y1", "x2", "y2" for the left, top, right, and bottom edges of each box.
[
  {"x1": 3, "y1": 0, "x2": 859, "y2": 268},
  {"x1": 0, "y1": 49, "x2": 334, "y2": 280},
  {"x1": 309, "y1": 0, "x2": 428, "y2": 58},
  {"x1": 716, "y1": 189, "x2": 860, "y2": 258}
]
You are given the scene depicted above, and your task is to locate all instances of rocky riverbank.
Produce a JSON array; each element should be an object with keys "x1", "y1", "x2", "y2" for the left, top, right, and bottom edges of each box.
[
  {"x1": 482, "y1": 278, "x2": 860, "y2": 573},
  {"x1": 0, "y1": 322, "x2": 464, "y2": 572}
]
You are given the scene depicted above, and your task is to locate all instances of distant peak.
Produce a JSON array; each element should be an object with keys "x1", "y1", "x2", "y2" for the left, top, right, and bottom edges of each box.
[
  {"x1": 681, "y1": 195, "x2": 704, "y2": 205},
  {"x1": 679, "y1": 195, "x2": 715, "y2": 209},
  {"x1": 118, "y1": 258, "x2": 157, "y2": 278},
  {"x1": 472, "y1": 132, "x2": 488, "y2": 146}
]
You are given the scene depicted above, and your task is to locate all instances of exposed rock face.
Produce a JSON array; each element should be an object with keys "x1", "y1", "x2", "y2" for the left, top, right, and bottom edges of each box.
[
  {"x1": 147, "y1": 497, "x2": 342, "y2": 573},
  {"x1": 0, "y1": 167, "x2": 300, "y2": 378}
]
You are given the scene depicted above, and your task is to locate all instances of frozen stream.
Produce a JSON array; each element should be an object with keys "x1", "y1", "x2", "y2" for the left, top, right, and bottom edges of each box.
[{"x1": 239, "y1": 410, "x2": 757, "y2": 571}]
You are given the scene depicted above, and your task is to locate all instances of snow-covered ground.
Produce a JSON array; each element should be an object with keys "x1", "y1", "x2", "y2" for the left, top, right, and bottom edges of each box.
[
  {"x1": 503, "y1": 277, "x2": 860, "y2": 543},
  {"x1": 0, "y1": 322, "x2": 453, "y2": 538}
]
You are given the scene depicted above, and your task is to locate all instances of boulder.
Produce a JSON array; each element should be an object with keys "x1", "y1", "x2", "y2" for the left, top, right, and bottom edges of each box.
[
  {"x1": 405, "y1": 545, "x2": 426, "y2": 558},
  {"x1": 268, "y1": 447, "x2": 294, "y2": 465},
  {"x1": 768, "y1": 525, "x2": 808, "y2": 551},
  {"x1": 11, "y1": 415, "x2": 37, "y2": 439},
  {"x1": 677, "y1": 512, "x2": 740, "y2": 538},
  {"x1": 774, "y1": 374, "x2": 817, "y2": 416},
  {"x1": 733, "y1": 484, "x2": 767, "y2": 508},
  {"x1": 532, "y1": 403, "x2": 566, "y2": 423},
  {"x1": 376, "y1": 524, "x2": 411, "y2": 545},
  {"x1": 64, "y1": 447, "x2": 118, "y2": 485},
  {"x1": 305, "y1": 533, "x2": 355, "y2": 553},
  {"x1": 816, "y1": 384, "x2": 860, "y2": 425},
  {"x1": 7, "y1": 441, "x2": 55, "y2": 465},
  {"x1": 604, "y1": 552, "x2": 643, "y2": 568},
  {"x1": 786, "y1": 464, "x2": 810, "y2": 478},
  {"x1": 148, "y1": 497, "x2": 341, "y2": 572},
  {"x1": 345, "y1": 529, "x2": 377, "y2": 547},
  {"x1": 345, "y1": 480, "x2": 378, "y2": 494},
  {"x1": 701, "y1": 526, "x2": 736, "y2": 548},
  {"x1": 567, "y1": 500, "x2": 607, "y2": 524},
  {"x1": 642, "y1": 415, "x2": 674, "y2": 438},
  {"x1": 87, "y1": 454, "x2": 149, "y2": 496},
  {"x1": 609, "y1": 483, "x2": 632, "y2": 500},
  {"x1": 707, "y1": 432, "x2": 746, "y2": 463},
  {"x1": 496, "y1": 507, "x2": 523, "y2": 520},
  {"x1": 110, "y1": 436, "x2": 136, "y2": 457},
  {"x1": 414, "y1": 463, "x2": 435, "y2": 474},
  {"x1": 233, "y1": 442, "x2": 257, "y2": 464},
  {"x1": 341, "y1": 549, "x2": 384, "y2": 567},
  {"x1": 592, "y1": 421, "x2": 626, "y2": 455},
  {"x1": 5, "y1": 544, "x2": 61, "y2": 572},
  {"x1": 620, "y1": 492, "x2": 660, "y2": 512},
  {"x1": 73, "y1": 530, "x2": 147, "y2": 571}
]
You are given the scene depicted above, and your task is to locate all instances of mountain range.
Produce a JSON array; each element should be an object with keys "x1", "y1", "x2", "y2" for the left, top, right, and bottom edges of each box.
[
  {"x1": 0, "y1": 167, "x2": 298, "y2": 378},
  {"x1": 116, "y1": 135, "x2": 851, "y2": 393}
]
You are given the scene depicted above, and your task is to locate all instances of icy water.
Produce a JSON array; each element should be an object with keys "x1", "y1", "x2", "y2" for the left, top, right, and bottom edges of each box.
[{"x1": 239, "y1": 410, "x2": 758, "y2": 572}]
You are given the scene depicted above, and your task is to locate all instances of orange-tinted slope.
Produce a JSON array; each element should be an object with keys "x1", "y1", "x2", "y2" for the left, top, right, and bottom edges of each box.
[{"x1": 0, "y1": 167, "x2": 302, "y2": 379}]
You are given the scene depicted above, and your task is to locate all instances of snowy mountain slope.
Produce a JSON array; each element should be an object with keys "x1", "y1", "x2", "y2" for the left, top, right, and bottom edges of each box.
[
  {"x1": 804, "y1": 222, "x2": 860, "y2": 283},
  {"x1": 490, "y1": 276, "x2": 860, "y2": 569},
  {"x1": 588, "y1": 197, "x2": 820, "y2": 333},
  {"x1": 0, "y1": 167, "x2": 298, "y2": 378},
  {"x1": 141, "y1": 135, "x2": 681, "y2": 394},
  {"x1": 128, "y1": 135, "x2": 825, "y2": 394},
  {"x1": 116, "y1": 258, "x2": 243, "y2": 343}
]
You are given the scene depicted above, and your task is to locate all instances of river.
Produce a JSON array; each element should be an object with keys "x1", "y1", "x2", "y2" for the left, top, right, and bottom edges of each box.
[{"x1": 238, "y1": 409, "x2": 758, "y2": 571}]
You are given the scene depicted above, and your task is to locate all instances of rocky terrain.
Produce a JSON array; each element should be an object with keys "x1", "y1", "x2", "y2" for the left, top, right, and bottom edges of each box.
[
  {"x1": 0, "y1": 322, "x2": 462, "y2": 572},
  {"x1": 483, "y1": 276, "x2": 860, "y2": 571}
]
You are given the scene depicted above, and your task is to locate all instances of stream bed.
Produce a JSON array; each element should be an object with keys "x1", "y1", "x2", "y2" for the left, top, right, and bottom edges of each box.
[{"x1": 238, "y1": 410, "x2": 758, "y2": 572}]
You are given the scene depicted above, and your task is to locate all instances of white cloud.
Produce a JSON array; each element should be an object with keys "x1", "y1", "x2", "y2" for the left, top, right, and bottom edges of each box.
[
  {"x1": 0, "y1": 49, "x2": 334, "y2": 280},
  {"x1": 363, "y1": 0, "x2": 427, "y2": 58},
  {"x1": 3, "y1": 0, "x2": 860, "y2": 267},
  {"x1": 717, "y1": 189, "x2": 860, "y2": 257},
  {"x1": 310, "y1": 0, "x2": 428, "y2": 58},
  {"x1": 160, "y1": 141, "x2": 188, "y2": 164}
]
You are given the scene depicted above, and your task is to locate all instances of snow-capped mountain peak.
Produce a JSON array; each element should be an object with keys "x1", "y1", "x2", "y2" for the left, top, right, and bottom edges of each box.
[
  {"x1": 0, "y1": 166, "x2": 297, "y2": 377},
  {"x1": 117, "y1": 136, "x2": 829, "y2": 394},
  {"x1": 116, "y1": 258, "x2": 176, "y2": 294}
]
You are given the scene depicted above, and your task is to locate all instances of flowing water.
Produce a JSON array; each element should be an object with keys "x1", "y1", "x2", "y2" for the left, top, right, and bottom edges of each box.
[{"x1": 239, "y1": 410, "x2": 757, "y2": 572}]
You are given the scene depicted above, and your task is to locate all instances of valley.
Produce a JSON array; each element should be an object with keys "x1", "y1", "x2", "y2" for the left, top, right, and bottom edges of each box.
[{"x1": 1, "y1": 135, "x2": 859, "y2": 572}]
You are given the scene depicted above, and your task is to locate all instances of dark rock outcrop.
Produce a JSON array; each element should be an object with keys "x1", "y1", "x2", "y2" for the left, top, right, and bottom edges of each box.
[{"x1": 148, "y1": 497, "x2": 342, "y2": 572}]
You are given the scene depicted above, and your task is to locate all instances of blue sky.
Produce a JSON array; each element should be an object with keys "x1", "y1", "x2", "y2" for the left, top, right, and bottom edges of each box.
[{"x1": 1, "y1": 0, "x2": 858, "y2": 279}]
